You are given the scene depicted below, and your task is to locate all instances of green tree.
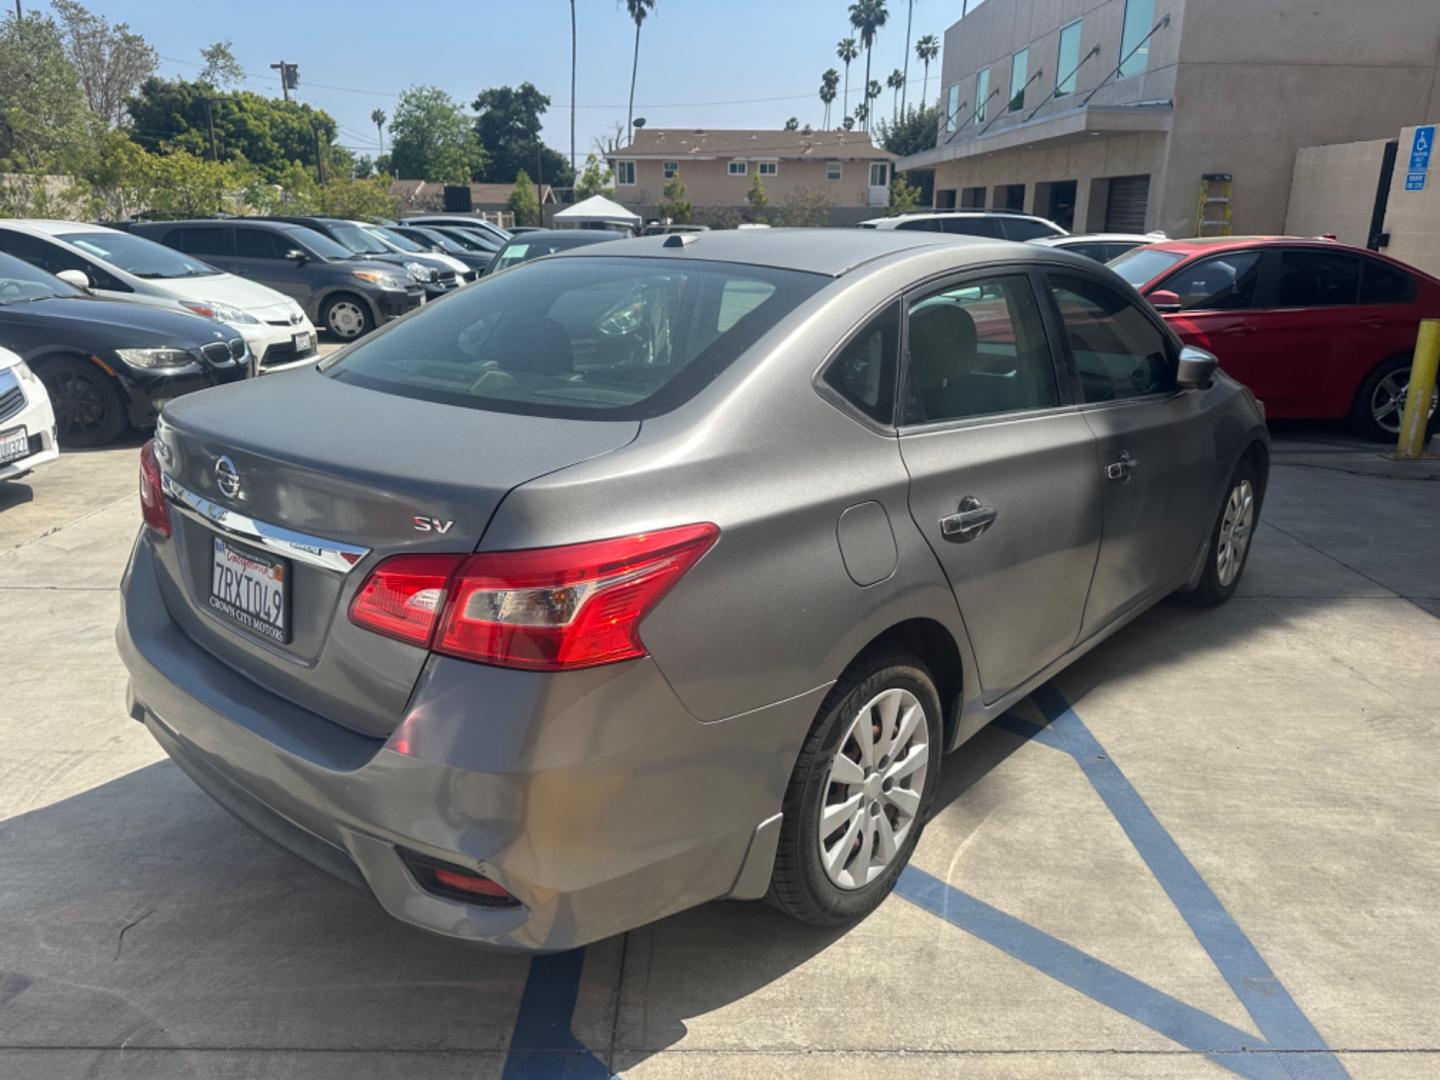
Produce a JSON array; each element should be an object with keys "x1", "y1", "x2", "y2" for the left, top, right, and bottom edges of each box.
[
  {"x1": 371, "y1": 107, "x2": 386, "y2": 156},
  {"x1": 819, "y1": 68, "x2": 839, "y2": 129},
  {"x1": 745, "y1": 172, "x2": 768, "y2": 219},
  {"x1": 784, "y1": 116, "x2": 799, "y2": 131},
  {"x1": 316, "y1": 175, "x2": 402, "y2": 220},
  {"x1": 836, "y1": 38, "x2": 858, "y2": 133},
  {"x1": 388, "y1": 84, "x2": 486, "y2": 183},
  {"x1": 145, "y1": 149, "x2": 243, "y2": 218},
  {"x1": 875, "y1": 102, "x2": 939, "y2": 157},
  {"x1": 915, "y1": 34, "x2": 940, "y2": 108},
  {"x1": 472, "y1": 82, "x2": 573, "y2": 185},
  {"x1": 624, "y1": 0, "x2": 657, "y2": 146},
  {"x1": 888, "y1": 172, "x2": 921, "y2": 215},
  {"x1": 507, "y1": 168, "x2": 540, "y2": 226},
  {"x1": 888, "y1": 68, "x2": 905, "y2": 120},
  {"x1": 658, "y1": 169, "x2": 692, "y2": 223},
  {"x1": 779, "y1": 185, "x2": 833, "y2": 228},
  {"x1": 848, "y1": 0, "x2": 890, "y2": 132},
  {"x1": 574, "y1": 153, "x2": 613, "y2": 199},
  {"x1": 0, "y1": 12, "x2": 93, "y2": 173},
  {"x1": 352, "y1": 154, "x2": 375, "y2": 179},
  {"x1": 52, "y1": 0, "x2": 157, "y2": 127},
  {"x1": 199, "y1": 40, "x2": 245, "y2": 89}
]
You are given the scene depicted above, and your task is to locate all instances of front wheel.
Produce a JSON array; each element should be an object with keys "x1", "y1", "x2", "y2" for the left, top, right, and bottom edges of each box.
[
  {"x1": 321, "y1": 294, "x2": 374, "y2": 340},
  {"x1": 767, "y1": 650, "x2": 942, "y2": 926},
  {"x1": 1183, "y1": 458, "x2": 1259, "y2": 607},
  {"x1": 1350, "y1": 355, "x2": 1439, "y2": 442},
  {"x1": 38, "y1": 357, "x2": 129, "y2": 447}
]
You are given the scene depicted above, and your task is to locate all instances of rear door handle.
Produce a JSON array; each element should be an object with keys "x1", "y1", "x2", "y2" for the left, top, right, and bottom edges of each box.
[
  {"x1": 1363, "y1": 318, "x2": 1386, "y2": 329},
  {"x1": 1222, "y1": 324, "x2": 1255, "y2": 336},
  {"x1": 940, "y1": 496, "x2": 997, "y2": 542},
  {"x1": 1106, "y1": 450, "x2": 1140, "y2": 482}
]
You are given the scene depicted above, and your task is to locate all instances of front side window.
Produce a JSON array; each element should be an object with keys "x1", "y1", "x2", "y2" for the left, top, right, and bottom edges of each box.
[
  {"x1": 1161, "y1": 251, "x2": 1264, "y2": 310},
  {"x1": 234, "y1": 229, "x2": 283, "y2": 259},
  {"x1": 328, "y1": 223, "x2": 392, "y2": 256},
  {"x1": 728, "y1": 160, "x2": 748, "y2": 176},
  {"x1": 281, "y1": 225, "x2": 351, "y2": 260},
  {"x1": 946, "y1": 83, "x2": 960, "y2": 131},
  {"x1": 615, "y1": 160, "x2": 636, "y2": 185},
  {"x1": 1048, "y1": 272, "x2": 1174, "y2": 402},
  {"x1": 325, "y1": 256, "x2": 825, "y2": 419},
  {"x1": 903, "y1": 274, "x2": 1059, "y2": 425},
  {"x1": 663, "y1": 161, "x2": 678, "y2": 179},
  {"x1": 171, "y1": 226, "x2": 228, "y2": 257},
  {"x1": 1119, "y1": 0, "x2": 1156, "y2": 78},
  {"x1": 975, "y1": 68, "x2": 991, "y2": 124},
  {"x1": 827, "y1": 161, "x2": 843, "y2": 181},
  {"x1": 1056, "y1": 20, "x2": 1082, "y2": 96},
  {"x1": 823, "y1": 302, "x2": 899, "y2": 424},
  {"x1": 1277, "y1": 249, "x2": 1359, "y2": 308},
  {"x1": 1009, "y1": 48, "x2": 1029, "y2": 111},
  {"x1": 1109, "y1": 246, "x2": 1185, "y2": 288},
  {"x1": 758, "y1": 161, "x2": 778, "y2": 177}
]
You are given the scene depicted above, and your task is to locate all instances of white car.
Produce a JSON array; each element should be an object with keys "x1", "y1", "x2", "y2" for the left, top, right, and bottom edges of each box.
[
  {"x1": 0, "y1": 221, "x2": 318, "y2": 372},
  {"x1": 858, "y1": 210, "x2": 1066, "y2": 241},
  {"x1": 358, "y1": 223, "x2": 473, "y2": 281},
  {"x1": 1028, "y1": 232, "x2": 1167, "y2": 263},
  {"x1": 0, "y1": 346, "x2": 58, "y2": 482}
]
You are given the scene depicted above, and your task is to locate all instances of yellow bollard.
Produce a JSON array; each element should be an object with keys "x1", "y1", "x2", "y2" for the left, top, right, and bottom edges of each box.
[{"x1": 1396, "y1": 318, "x2": 1440, "y2": 459}]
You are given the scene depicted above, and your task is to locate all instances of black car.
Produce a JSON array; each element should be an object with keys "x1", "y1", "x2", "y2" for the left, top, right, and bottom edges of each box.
[
  {"x1": 402, "y1": 215, "x2": 511, "y2": 247},
  {"x1": 485, "y1": 229, "x2": 625, "y2": 275},
  {"x1": 384, "y1": 225, "x2": 494, "y2": 277},
  {"x1": 256, "y1": 216, "x2": 462, "y2": 299},
  {"x1": 124, "y1": 220, "x2": 424, "y2": 341},
  {"x1": 0, "y1": 252, "x2": 252, "y2": 446}
]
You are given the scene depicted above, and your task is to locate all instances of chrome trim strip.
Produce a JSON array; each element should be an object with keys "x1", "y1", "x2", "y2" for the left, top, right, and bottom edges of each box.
[{"x1": 160, "y1": 474, "x2": 370, "y2": 573}]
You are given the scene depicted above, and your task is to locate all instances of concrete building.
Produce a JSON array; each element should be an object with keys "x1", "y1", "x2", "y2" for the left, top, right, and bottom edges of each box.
[
  {"x1": 607, "y1": 128, "x2": 894, "y2": 222},
  {"x1": 896, "y1": 0, "x2": 1440, "y2": 237}
]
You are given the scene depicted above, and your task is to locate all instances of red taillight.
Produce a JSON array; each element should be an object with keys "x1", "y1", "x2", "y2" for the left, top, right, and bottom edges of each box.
[
  {"x1": 138, "y1": 439, "x2": 170, "y2": 537},
  {"x1": 347, "y1": 524, "x2": 718, "y2": 671}
]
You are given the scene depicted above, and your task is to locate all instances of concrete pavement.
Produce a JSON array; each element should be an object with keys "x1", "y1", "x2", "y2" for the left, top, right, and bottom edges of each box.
[{"x1": 0, "y1": 422, "x2": 1436, "y2": 1079}]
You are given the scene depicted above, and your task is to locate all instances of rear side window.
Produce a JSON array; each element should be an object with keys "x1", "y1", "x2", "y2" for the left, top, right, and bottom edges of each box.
[
  {"x1": 942, "y1": 217, "x2": 1003, "y2": 238},
  {"x1": 1277, "y1": 249, "x2": 1359, "y2": 308},
  {"x1": 326, "y1": 255, "x2": 825, "y2": 419},
  {"x1": 1047, "y1": 273, "x2": 1175, "y2": 402},
  {"x1": 999, "y1": 217, "x2": 1060, "y2": 241},
  {"x1": 823, "y1": 302, "x2": 899, "y2": 424},
  {"x1": 896, "y1": 218, "x2": 943, "y2": 232},
  {"x1": 1062, "y1": 242, "x2": 1107, "y2": 262},
  {"x1": 235, "y1": 229, "x2": 283, "y2": 259},
  {"x1": 172, "y1": 227, "x2": 228, "y2": 257},
  {"x1": 1359, "y1": 258, "x2": 1413, "y2": 304},
  {"x1": 1161, "y1": 251, "x2": 1263, "y2": 310}
]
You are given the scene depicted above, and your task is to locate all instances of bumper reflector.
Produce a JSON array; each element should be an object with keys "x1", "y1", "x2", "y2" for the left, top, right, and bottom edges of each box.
[{"x1": 399, "y1": 848, "x2": 520, "y2": 908}]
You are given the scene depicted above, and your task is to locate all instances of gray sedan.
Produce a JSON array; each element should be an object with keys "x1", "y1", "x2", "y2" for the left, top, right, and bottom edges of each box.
[{"x1": 118, "y1": 229, "x2": 1267, "y2": 951}]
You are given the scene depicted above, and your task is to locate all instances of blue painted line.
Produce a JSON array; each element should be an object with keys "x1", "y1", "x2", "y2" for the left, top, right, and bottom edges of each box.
[{"x1": 502, "y1": 949, "x2": 614, "y2": 1080}]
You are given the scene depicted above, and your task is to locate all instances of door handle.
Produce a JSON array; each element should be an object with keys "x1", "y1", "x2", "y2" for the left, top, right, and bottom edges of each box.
[
  {"x1": 940, "y1": 496, "x2": 997, "y2": 542},
  {"x1": 1106, "y1": 450, "x2": 1140, "y2": 482},
  {"x1": 1363, "y1": 318, "x2": 1385, "y2": 329},
  {"x1": 1222, "y1": 324, "x2": 1255, "y2": 336}
]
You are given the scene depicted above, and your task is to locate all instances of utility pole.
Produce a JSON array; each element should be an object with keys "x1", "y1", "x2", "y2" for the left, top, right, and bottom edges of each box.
[
  {"x1": 270, "y1": 61, "x2": 298, "y2": 101},
  {"x1": 205, "y1": 98, "x2": 218, "y2": 161},
  {"x1": 312, "y1": 124, "x2": 326, "y2": 184}
]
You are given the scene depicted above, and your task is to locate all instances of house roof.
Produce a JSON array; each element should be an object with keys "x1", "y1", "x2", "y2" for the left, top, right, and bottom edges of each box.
[
  {"x1": 615, "y1": 128, "x2": 892, "y2": 162},
  {"x1": 389, "y1": 180, "x2": 556, "y2": 207}
]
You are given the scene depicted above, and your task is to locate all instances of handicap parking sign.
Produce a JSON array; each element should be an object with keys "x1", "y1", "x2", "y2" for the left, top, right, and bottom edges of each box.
[{"x1": 1405, "y1": 125, "x2": 1433, "y2": 191}]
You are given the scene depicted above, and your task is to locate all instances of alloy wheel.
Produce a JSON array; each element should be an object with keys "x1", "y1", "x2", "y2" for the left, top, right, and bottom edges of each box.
[
  {"x1": 819, "y1": 687, "x2": 930, "y2": 890},
  {"x1": 1371, "y1": 370, "x2": 1438, "y2": 435},
  {"x1": 47, "y1": 370, "x2": 109, "y2": 441},
  {"x1": 327, "y1": 301, "x2": 367, "y2": 339},
  {"x1": 1216, "y1": 478, "x2": 1255, "y2": 588}
]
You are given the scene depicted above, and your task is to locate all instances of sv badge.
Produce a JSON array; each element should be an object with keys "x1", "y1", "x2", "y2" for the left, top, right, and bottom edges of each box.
[{"x1": 413, "y1": 516, "x2": 455, "y2": 534}]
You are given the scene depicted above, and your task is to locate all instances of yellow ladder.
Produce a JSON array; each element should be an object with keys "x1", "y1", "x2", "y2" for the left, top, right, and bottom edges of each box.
[{"x1": 1195, "y1": 173, "x2": 1233, "y2": 236}]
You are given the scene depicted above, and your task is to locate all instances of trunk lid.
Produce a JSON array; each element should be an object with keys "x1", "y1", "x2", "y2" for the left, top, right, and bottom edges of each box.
[{"x1": 151, "y1": 368, "x2": 638, "y2": 737}]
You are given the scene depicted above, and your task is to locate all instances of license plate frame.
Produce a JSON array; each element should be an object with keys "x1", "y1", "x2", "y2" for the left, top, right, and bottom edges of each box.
[
  {"x1": 292, "y1": 330, "x2": 314, "y2": 353},
  {"x1": 209, "y1": 535, "x2": 290, "y2": 644},
  {"x1": 0, "y1": 426, "x2": 28, "y2": 465}
]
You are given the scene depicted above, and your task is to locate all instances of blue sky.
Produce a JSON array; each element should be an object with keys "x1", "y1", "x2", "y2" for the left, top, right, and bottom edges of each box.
[{"x1": 63, "y1": 0, "x2": 963, "y2": 170}]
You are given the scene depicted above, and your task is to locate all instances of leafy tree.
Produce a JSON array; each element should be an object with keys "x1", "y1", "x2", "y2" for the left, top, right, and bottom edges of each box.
[
  {"x1": 854, "y1": 102, "x2": 869, "y2": 128},
  {"x1": 779, "y1": 185, "x2": 833, "y2": 228},
  {"x1": 658, "y1": 169, "x2": 692, "y2": 223},
  {"x1": 819, "y1": 69, "x2": 839, "y2": 129},
  {"x1": 836, "y1": 38, "x2": 858, "y2": 133},
  {"x1": 745, "y1": 172, "x2": 768, "y2": 219},
  {"x1": 624, "y1": 0, "x2": 657, "y2": 146},
  {"x1": 0, "y1": 12, "x2": 93, "y2": 172},
  {"x1": 352, "y1": 154, "x2": 375, "y2": 179},
  {"x1": 848, "y1": 0, "x2": 889, "y2": 132},
  {"x1": 574, "y1": 153, "x2": 613, "y2": 199},
  {"x1": 915, "y1": 34, "x2": 940, "y2": 107},
  {"x1": 887, "y1": 68, "x2": 905, "y2": 120},
  {"x1": 888, "y1": 173, "x2": 922, "y2": 215},
  {"x1": 199, "y1": 40, "x2": 245, "y2": 89},
  {"x1": 507, "y1": 169, "x2": 541, "y2": 226},
  {"x1": 471, "y1": 82, "x2": 573, "y2": 186},
  {"x1": 145, "y1": 149, "x2": 243, "y2": 218},
  {"x1": 388, "y1": 84, "x2": 486, "y2": 183},
  {"x1": 842, "y1": 115, "x2": 855, "y2": 131},
  {"x1": 51, "y1": 0, "x2": 157, "y2": 127},
  {"x1": 316, "y1": 175, "x2": 401, "y2": 220},
  {"x1": 875, "y1": 103, "x2": 939, "y2": 157},
  {"x1": 784, "y1": 117, "x2": 799, "y2": 131}
]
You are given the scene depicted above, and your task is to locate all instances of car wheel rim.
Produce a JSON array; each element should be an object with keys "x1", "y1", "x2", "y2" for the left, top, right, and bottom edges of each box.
[
  {"x1": 328, "y1": 302, "x2": 365, "y2": 338},
  {"x1": 819, "y1": 686, "x2": 929, "y2": 891},
  {"x1": 1371, "y1": 371, "x2": 1439, "y2": 435},
  {"x1": 47, "y1": 371, "x2": 107, "y2": 439},
  {"x1": 1216, "y1": 478, "x2": 1255, "y2": 588}
]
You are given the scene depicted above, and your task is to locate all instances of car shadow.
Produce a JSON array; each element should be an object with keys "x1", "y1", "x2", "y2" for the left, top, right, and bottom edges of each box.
[{"x1": 0, "y1": 480, "x2": 34, "y2": 513}]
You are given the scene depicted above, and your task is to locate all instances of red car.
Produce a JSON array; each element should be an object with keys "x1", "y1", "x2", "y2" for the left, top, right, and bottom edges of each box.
[{"x1": 1109, "y1": 237, "x2": 1440, "y2": 440}]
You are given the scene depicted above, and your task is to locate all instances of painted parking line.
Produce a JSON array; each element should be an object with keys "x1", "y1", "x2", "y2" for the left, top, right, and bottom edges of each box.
[{"x1": 501, "y1": 685, "x2": 1346, "y2": 1080}]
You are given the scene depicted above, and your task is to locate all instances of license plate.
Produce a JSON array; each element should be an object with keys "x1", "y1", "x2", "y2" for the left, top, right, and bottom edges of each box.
[
  {"x1": 292, "y1": 331, "x2": 314, "y2": 353},
  {"x1": 209, "y1": 536, "x2": 288, "y2": 643},
  {"x1": 0, "y1": 426, "x2": 27, "y2": 465}
]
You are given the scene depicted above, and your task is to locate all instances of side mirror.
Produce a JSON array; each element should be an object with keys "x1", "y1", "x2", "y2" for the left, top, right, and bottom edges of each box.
[
  {"x1": 1177, "y1": 345, "x2": 1219, "y2": 390},
  {"x1": 1148, "y1": 288, "x2": 1182, "y2": 313},
  {"x1": 55, "y1": 268, "x2": 91, "y2": 290},
  {"x1": 285, "y1": 249, "x2": 308, "y2": 263}
]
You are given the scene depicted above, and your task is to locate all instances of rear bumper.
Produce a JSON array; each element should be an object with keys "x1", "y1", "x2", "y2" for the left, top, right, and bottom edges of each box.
[{"x1": 117, "y1": 536, "x2": 819, "y2": 952}]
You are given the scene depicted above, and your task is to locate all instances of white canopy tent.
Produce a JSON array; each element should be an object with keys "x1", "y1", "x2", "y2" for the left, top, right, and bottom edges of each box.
[{"x1": 552, "y1": 194, "x2": 642, "y2": 231}]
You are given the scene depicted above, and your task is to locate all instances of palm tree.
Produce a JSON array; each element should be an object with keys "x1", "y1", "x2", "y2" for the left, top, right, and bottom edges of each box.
[
  {"x1": 836, "y1": 38, "x2": 858, "y2": 134},
  {"x1": 854, "y1": 102, "x2": 869, "y2": 128},
  {"x1": 887, "y1": 68, "x2": 904, "y2": 120},
  {"x1": 819, "y1": 68, "x2": 839, "y2": 128},
  {"x1": 570, "y1": 0, "x2": 577, "y2": 173},
  {"x1": 867, "y1": 78, "x2": 883, "y2": 128},
  {"x1": 915, "y1": 34, "x2": 940, "y2": 108},
  {"x1": 624, "y1": 0, "x2": 657, "y2": 146},
  {"x1": 848, "y1": 0, "x2": 890, "y2": 132},
  {"x1": 842, "y1": 115, "x2": 855, "y2": 131},
  {"x1": 371, "y1": 108, "x2": 386, "y2": 156},
  {"x1": 900, "y1": 0, "x2": 914, "y2": 115}
]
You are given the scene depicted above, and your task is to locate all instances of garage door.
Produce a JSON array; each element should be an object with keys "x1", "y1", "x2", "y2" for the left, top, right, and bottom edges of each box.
[{"x1": 1104, "y1": 175, "x2": 1150, "y2": 232}]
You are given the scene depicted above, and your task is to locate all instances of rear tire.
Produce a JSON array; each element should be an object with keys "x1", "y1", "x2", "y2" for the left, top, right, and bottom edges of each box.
[
  {"x1": 1349, "y1": 354, "x2": 1439, "y2": 442},
  {"x1": 767, "y1": 649, "x2": 942, "y2": 926},
  {"x1": 1183, "y1": 458, "x2": 1259, "y2": 607},
  {"x1": 37, "y1": 357, "x2": 128, "y2": 447},
  {"x1": 321, "y1": 293, "x2": 374, "y2": 340}
]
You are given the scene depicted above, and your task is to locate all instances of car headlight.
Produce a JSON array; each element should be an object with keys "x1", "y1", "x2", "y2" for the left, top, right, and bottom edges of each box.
[
  {"x1": 404, "y1": 261, "x2": 436, "y2": 283},
  {"x1": 11, "y1": 359, "x2": 41, "y2": 387},
  {"x1": 115, "y1": 347, "x2": 199, "y2": 369},
  {"x1": 180, "y1": 299, "x2": 259, "y2": 325},
  {"x1": 353, "y1": 270, "x2": 405, "y2": 291}
]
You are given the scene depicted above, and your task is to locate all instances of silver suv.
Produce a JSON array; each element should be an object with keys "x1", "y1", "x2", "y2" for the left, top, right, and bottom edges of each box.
[{"x1": 860, "y1": 210, "x2": 1067, "y2": 240}]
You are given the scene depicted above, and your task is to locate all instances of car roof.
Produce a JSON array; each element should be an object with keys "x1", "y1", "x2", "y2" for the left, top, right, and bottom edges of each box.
[
  {"x1": 861, "y1": 210, "x2": 1057, "y2": 225},
  {"x1": 504, "y1": 229, "x2": 620, "y2": 245},
  {"x1": 1032, "y1": 233, "x2": 1161, "y2": 246},
  {"x1": 1143, "y1": 235, "x2": 1345, "y2": 254},
  {"x1": 0, "y1": 219, "x2": 122, "y2": 237},
  {"x1": 556, "y1": 227, "x2": 1018, "y2": 277}
]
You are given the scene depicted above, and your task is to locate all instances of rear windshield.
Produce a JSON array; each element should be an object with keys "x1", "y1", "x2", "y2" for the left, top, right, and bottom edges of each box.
[
  {"x1": 324, "y1": 255, "x2": 825, "y2": 419},
  {"x1": 1108, "y1": 247, "x2": 1186, "y2": 288}
]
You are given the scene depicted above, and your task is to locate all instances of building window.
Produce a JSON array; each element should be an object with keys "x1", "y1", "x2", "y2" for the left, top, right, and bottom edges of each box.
[
  {"x1": 975, "y1": 68, "x2": 990, "y2": 124},
  {"x1": 946, "y1": 84, "x2": 959, "y2": 132},
  {"x1": 1056, "y1": 20, "x2": 1082, "y2": 97},
  {"x1": 758, "y1": 161, "x2": 778, "y2": 176},
  {"x1": 728, "y1": 160, "x2": 748, "y2": 176},
  {"x1": 869, "y1": 161, "x2": 889, "y2": 187},
  {"x1": 961, "y1": 186, "x2": 987, "y2": 208},
  {"x1": 826, "y1": 161, "x2": 843, "y2": 181},
  {"x1": 1119, "y1": 0, "x2": 1155, "y2": 78},
  {"x1": 1009, "y1": 47, "x2": 1029, "y2": 111},
  {"x1": 616, "y1": 160, "x2": 637, "y2": 186},
  {"x1": 662, "y1": 161, "x2": 678, "y2": 179}
]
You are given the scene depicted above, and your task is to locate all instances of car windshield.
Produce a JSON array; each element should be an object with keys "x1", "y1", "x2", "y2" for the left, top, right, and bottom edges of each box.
[
  {"x1": 0, "y1": 250, "x2": 83, "y2": 303},
  {"x1": 1108, "y1": 247, "x2": 1187, "y2": 288},
  {"x1": 368, "y1": 226, "x2": 423, "y2": 253},
  {"x1": 492, "y1": 237, "x2": 613, "y2": 273},
  {"x1": 436, "y1": 227, "x2": 499, "y2": 253},
  {"x1": 412, "y1": 228, "x2": 468, "y2": 254},
  {"x1": 282, "y1": 225, "x2": 353, "y2": 260},
  {"x1": 65, "y1": 230, "x2": 219, "y2": 278},
  {"x1": 327, "y1": 223, "x2": 393, "y2": 256},
  {"x1": 324, "y1": 255, "x2": 825, "y2": 419}
]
